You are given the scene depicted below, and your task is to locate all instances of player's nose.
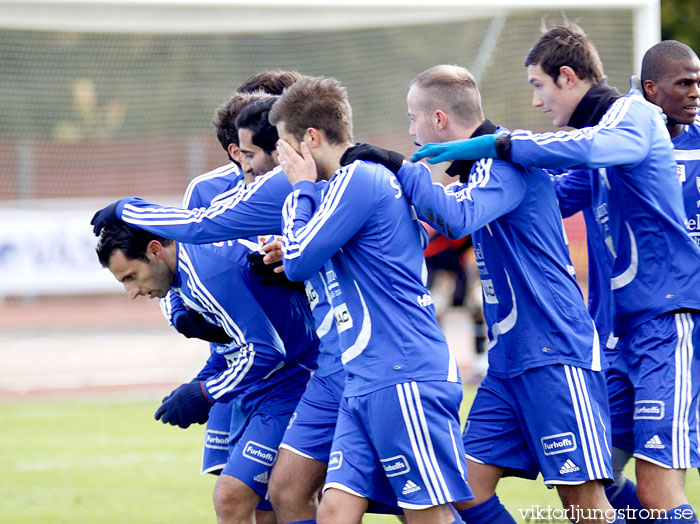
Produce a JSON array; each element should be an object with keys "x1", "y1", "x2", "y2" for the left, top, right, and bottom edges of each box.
[
  {"x1": 124, "y1": 282, "x2": 141, "y2": 300},
  {"x1": 532, "y1": 92, "x2": 543, "y2": 108}
]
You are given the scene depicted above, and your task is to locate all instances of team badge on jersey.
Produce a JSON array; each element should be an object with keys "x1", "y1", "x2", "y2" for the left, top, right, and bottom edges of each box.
[{"x1": 334, "y1": 303, "x2": 353, "y2": 333}]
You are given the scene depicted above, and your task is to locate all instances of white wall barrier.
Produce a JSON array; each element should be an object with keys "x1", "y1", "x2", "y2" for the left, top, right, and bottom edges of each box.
[{"x1": 0, "y1": 199, "x2": 176, "y2": 298}]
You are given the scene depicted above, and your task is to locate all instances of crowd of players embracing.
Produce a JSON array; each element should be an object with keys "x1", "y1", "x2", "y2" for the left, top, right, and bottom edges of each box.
[{"x1": 90, "y1": 22, "x2": 700, "y2": 524}]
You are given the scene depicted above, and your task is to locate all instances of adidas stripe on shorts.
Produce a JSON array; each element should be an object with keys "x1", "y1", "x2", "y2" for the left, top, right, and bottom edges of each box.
[
  {"x1": 323, "y1": 380, "x2": 474, "y2": 509},
  {"x1": 617, "y1": 310, "x2": 700, "y2": 469},
  {"x1": 463, "y1": 364, "x2": 614, "y2": 485}
]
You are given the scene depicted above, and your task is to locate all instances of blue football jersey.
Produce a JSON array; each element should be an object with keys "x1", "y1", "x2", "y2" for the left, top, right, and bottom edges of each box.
[
  {"x1": 281, "y1": 160, "x2": 459, "y2": 397},
  {"x1": 182, "y1": 162, "x2": 245, "y2": 209},
  {"x1": 674, "y1": 123, "x2": 700, "y2": 247},
  {"x1": 508, "y1": 90, "x2": 700, "y2": 335},
  {"x1": 551, "y1": 169, "x2": 616, "y2": 349},
  {"x1": 160, "y1": 162, "x2": 244, "y2": 329},
  {"x1": 172, "y1": 238, "x2": 318, "y2": 410},
  {"x1": 396, "y1": 139, "x2": 600, "y2": 379}
]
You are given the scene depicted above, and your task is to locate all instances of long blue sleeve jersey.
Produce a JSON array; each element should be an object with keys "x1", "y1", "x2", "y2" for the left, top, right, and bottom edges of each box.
[
  {"x1": 508, "y1": 90, "x2": 700, "y2": 335},
  {"x1": 551, "y1": 170, "x2": 616, "y2": 349},
  {"x1": 115, "y1": 166, "x2": 292, "y2": 243},
  {"x1": 675, "y1": 123, "x2": 700, "y2": 247},
  {"x1": 172, "y1": 238, "x2": 319, "y2": 410},
  {"x1": 281, "y1": 160, "x2": 459, "y2": 397},
  {"x1": 126, "y1": 164, "x2": 342, "y2": 381},
  {"x1": 159, "y1": 162, "x2": 244, "y2": 336},
  {"x1": 396, "y1": 136, "x2": 600, "y2": 379}
]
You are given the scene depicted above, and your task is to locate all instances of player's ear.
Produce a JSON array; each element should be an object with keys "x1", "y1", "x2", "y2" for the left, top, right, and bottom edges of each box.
[
  {"x1": 146, "y1": 240, "x2": 164, "y2": 261},
  {"x1": 435, "y1": 109, "x2": 448, "y2": 131},
  {"x1": 228, "y1": 143, "x2": 242, "y2": 163},
  {"x1": 642, "y1": 79, "x2": 658, "y2": 101},
  {"x1": 305, "y1": 127, "x2": 322, "y2": 148},
  {"x1": 558, "y1": 66, "x2": 578, "y2": 88},
  {"x1": 271, "y1": 149, "x2": 280, "y2": 165}
]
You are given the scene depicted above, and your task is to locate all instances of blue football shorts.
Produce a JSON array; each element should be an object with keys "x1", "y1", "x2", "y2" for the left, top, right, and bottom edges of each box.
[
  {"x1": 323, "y1": 380, "x2": 473, "y2": 510},
  {"x1": 201, "y1": 400, "x2": 235, "y2": 475},
  {"x1": 603, "y1": 345, "x2": 635, "y2": 453},
  {"x1": 279, "y1": 368, "x2": 345, "y2": 462},
  {"x1": 222, "y1": 375, "x2": 309, "y2": 506},
  {"x1": 618, "y1": 310, "x2": 700, "y2": 469},
  {"x1": 463, "y1": 364, "x2": 614, "y2": 485}
]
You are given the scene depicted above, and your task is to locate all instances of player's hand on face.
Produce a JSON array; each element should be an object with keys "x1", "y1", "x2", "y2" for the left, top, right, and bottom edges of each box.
[
  {"x1": 277, "y1": 140, "x2": 317, "y2": 185},
  {"x1": 410, "y1": 134, "x2": 499, "y2": 164}
]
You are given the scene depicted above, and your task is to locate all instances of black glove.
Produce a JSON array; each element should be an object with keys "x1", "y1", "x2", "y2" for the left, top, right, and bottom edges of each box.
[
  {"x1": 246, "y1": 252, "x2": 305, "y2": 292},
  {"x1": 341, "y1": 143, "x2": 405, "y2": 174},
  {"x1": 91, "y1": 200, "x2": 122, "y2": 236},
  {"x1": 173, "y1": 309, "x2": 233, "y2": 345},
  {"x1": 154, "y1": 381, "x2": 213, "y2": 429}
]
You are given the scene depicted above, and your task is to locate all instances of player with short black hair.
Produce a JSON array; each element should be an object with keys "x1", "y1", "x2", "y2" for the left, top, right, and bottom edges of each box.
[
  {"x1": 235, "y1": 96, "x2": 280, "y2": 181},
  {"x1": 96, "y1": 221, "x2": 318, "y2": 524}
]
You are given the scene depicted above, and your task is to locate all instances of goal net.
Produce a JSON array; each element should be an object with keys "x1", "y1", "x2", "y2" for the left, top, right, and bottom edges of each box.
[{"x1": 0, "y1": 0, "x2": 659, "y2": 297}]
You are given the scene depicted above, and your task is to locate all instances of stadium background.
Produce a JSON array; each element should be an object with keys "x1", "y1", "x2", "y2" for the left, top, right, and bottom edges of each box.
[{"x1": 1, "y1": 1, "x2": 698, "y2": 522}]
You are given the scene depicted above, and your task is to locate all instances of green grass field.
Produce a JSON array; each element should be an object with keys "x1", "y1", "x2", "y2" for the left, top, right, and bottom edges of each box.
[{"x1": 0, "y1": 388, "x2": 698, "y2": 523}]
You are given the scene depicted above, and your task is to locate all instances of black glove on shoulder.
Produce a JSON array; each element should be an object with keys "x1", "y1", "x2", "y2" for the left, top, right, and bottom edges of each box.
[
  {"x1": 173, "y1": 309, "x2": 233, "y2": 345},
  {"x1": 341, "y1": 143, "x2": 405, "y2": 175}
]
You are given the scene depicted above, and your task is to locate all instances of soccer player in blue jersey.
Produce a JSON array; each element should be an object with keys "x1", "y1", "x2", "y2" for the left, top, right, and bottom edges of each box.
[
  {"x1": 393, "y1": 64, "x2": 618, "y2": 524},
  {"x1": 96, "y1": 223, "x2": 318, "y2": 524},
  {"x1": 641, "y1": 40, "x2": 700, "y2": 246},
  {"x1": 162, "y1": 75, "x2": 299, "y2": 496},
  {"x1": 413, "y1": 25, "x2": 700, "y2": 524},
  {"x1": 270, "y1": 75, "x2": 472, "y2": 524}
]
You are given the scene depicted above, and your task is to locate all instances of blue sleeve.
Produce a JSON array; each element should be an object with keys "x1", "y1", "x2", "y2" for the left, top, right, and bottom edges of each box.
[
  {"x1": 551, "y1": 170, "x2": 593, "y2": 218},
  {"x1": 116, "y1": 168, "x2": 291, "y2": 243},
  {"x1": 159, "y1": 289, "x2": 184, "y2": 328},
  {"x1": 509, "y1": 96, "x2": 652, "y2": 171},
  {"x1": 180, "y1": 246, "x2": 287, "y2": 403},
  {"x1": 395, "y1": 159, "x2": 526, "y2": 239},
  {"x1": 281, "y1": 165, "x2": 373, "y2": 281},
  {"x1": 193, "y1": 346, "x2": 229, "y2": 381}
]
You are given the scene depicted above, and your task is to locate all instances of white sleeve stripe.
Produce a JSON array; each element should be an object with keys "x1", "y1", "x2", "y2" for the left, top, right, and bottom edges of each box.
[
  {"x1": 284, "y1": 165, "x2": 355, "y2": 260},
  {"x1": 211, "y1": 351, "x2": 255, "y2": 398},
  {"x1": 121, "y1": 167, "x2": 280, "y2": 225},
  {"x1": 182, "y1": 164, "x2": 241, "y2": 207},
  {"x1": 177, "y1": 246, "x2": 246, "y2": 345},
  {"x1": 207, "y1": 350, "x2": 255, "y2": 398},
  {"x1": 510, "y1": 97, "x2": 632, "y2": 147}
]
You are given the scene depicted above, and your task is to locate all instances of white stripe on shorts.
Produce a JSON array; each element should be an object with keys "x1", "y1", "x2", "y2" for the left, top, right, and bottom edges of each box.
[
  {"x1": 673, "y1": 312, "x2": 694, "y2": 469},
  {"x1": 563, "y1": 365, "x2": 609, "y2": 480},
  {"x1": 396, "y1": 382, "x2": 452, "y2": 506}
]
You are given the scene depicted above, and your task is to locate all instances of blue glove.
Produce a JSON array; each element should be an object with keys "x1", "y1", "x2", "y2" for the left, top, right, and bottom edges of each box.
[
  {"x1": 411, "y1": 134, "x2": 499, "y2": 164},
  {"x1": 91, "y1": 199, "x2": 123, "y2": 236},
  {"x1": 154, "y1": 381, "x2": 213, "y2": 429}
]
